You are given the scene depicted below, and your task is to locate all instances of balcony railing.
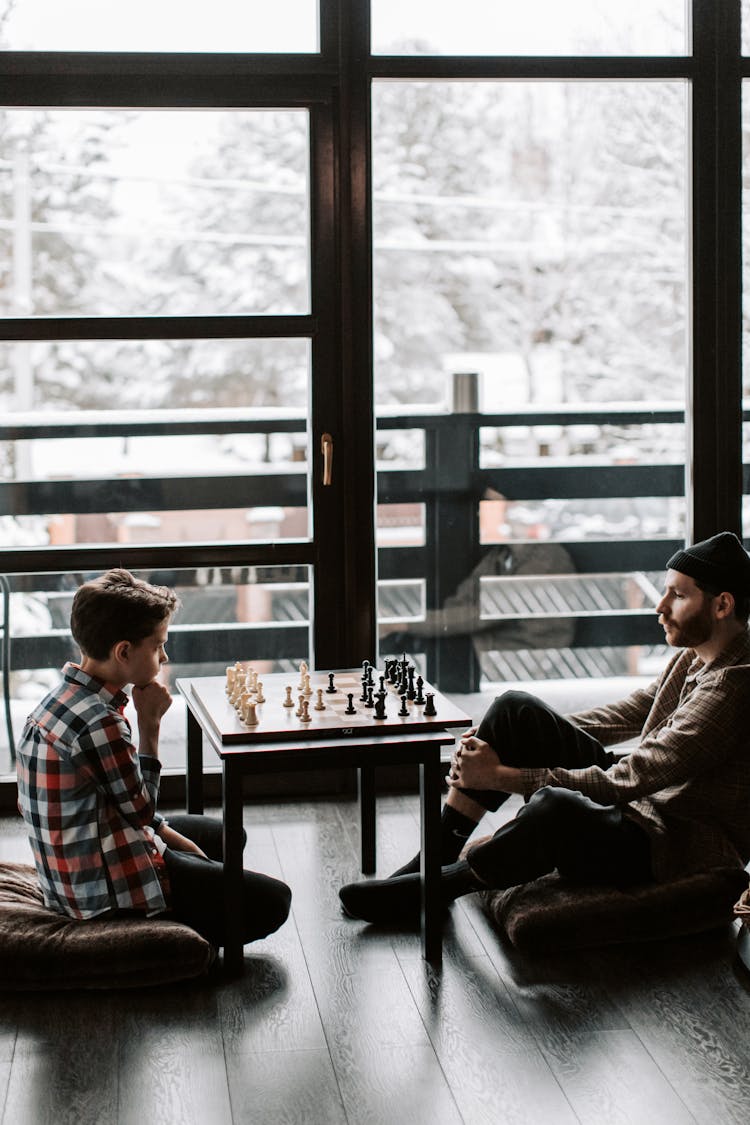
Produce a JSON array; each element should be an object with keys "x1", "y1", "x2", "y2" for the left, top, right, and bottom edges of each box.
[{"x1": 0, "y1": 398, "x2": 692, "y2": 710}]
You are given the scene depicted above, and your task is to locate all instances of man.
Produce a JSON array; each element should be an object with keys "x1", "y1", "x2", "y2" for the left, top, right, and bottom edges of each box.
[{"x1": 339, "y1": 532, "x2": 750, "y2": 926}]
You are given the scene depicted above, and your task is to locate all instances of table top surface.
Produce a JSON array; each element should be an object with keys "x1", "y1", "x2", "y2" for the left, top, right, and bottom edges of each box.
[{"x1": 177, "y1": 668, "x2": 469, "y2": 761}]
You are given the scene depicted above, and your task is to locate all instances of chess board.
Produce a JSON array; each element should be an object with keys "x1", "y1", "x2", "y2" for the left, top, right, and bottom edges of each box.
[{"x1": 189, "y1": 667, "x2": 473, "y2": 745}]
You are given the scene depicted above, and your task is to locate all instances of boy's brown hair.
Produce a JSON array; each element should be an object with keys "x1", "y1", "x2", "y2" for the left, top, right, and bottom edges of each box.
[{"x1": 70, "y1": 569, "x2": 180, "y2": 661}]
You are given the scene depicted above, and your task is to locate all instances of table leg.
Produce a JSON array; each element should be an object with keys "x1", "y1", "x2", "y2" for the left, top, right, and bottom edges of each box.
[
  {"x1": 186, "y1": 708, "x2": 204, "y2": 815},
  {"x1": 358, "y1": 766, "x2": 376, "y2": 874},
  {"x1": 222, "y1": 759, "x2": 245, "y2": 976},
  {"x1": 419, "y1": 753, "x2": 443, "y2": 966}
]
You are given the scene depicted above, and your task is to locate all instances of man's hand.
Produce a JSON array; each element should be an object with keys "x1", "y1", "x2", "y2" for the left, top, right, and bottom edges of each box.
[
  {"x1": 446, "y1": 735, "x2": 524, "y2": 794},
  {"x1": 159, "y1": 824, "x2": 207, "y2": 858}
]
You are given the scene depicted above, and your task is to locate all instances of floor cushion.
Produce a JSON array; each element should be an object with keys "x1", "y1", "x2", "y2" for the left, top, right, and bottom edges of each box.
[
  {"x1": 477, "y1": 863, "x2": 749, "y2": 954},
  {"x1": 0, "y1": 861, "x2": 216, "y2": 990}
]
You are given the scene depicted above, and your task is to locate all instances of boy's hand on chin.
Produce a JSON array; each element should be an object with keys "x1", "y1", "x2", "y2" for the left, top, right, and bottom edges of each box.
[{"x1": 132, "y1": 679, "x2": 172, "y2": 723}]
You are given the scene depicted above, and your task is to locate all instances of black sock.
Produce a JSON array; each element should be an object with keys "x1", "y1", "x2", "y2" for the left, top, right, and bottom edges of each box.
[
  {"x1": 390, "y1": 806, "x2": 480, "y2": 877},
  {"x1": 439, "y1": 859, "x2": 484, "y2": 903}
]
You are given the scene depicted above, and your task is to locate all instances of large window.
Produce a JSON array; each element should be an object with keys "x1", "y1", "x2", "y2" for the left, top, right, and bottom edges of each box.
[
  {"x1": 0, "y1": 1, "x2": 745, "y2": 776},
  {"x1": 373, "y1": 79, "x2": 687, "y2": 688}
]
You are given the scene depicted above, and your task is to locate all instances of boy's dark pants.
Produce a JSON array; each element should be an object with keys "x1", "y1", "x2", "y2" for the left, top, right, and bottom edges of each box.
[
  {"x1": 162, "y1": 814, "x2": 291, "y2": 947},
  {"x1": 460, "y1": 691, "x2": 653, "y2": 889}
]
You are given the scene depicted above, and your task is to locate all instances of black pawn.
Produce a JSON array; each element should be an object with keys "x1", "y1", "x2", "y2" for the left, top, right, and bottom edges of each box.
[
  {"x1": 344, "y1": 693, "x2": 356, "y2": 715},
  {"x1": 423, "y1": 692, "x2": 437, "y2": 717},
  {"x1": 327, "y1": 672, "x2": 337, "y2": 694},
  {"x1": 398, "y1": 694, "x2": 409, "y2": 717},
  {"x1": 365, "y1": 684, "x2": 375, "y2": 709},
  {"x1": 374, "y1": 690, "x2": 387, "y2": 720}
]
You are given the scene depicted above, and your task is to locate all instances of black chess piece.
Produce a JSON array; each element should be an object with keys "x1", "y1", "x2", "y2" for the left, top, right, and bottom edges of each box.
[
  {"x1": 365, "y1": 684, "x2": 375, "y2": 709},
  {"x1": 374, "y1": 690, "x2": 387, "y2": 720},
  {"x1": 407, "y1": 665, "x2": 416, "y2": 701},
  {"x1": 423, "y1": 692, "x2": 437, "y2": 717},
  {"x1": 344, "y1": 693, "x2": 356, "y2": 715},
  {"x1": 326, "y1": 672, "x2": 337, "y2": 693},
  {"x1": 398, "y1": 694, "x2": 409, "y2": 717},
  {"x1": 360, "y1": 675, "x2": 369, "y2": 703},
  {"x1": 415, "y1": 676, "x2": 425, "y2": 705}
]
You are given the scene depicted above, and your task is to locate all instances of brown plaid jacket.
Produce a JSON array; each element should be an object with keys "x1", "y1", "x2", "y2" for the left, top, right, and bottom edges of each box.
[{"x1": 521, "y1": 631, "x2": 750, "y2": 880}]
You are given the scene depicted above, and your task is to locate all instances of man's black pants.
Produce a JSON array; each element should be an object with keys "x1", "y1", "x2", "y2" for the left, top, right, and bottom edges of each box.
[
  {"x1": 162, "y1": 814, "x2": 292, "y2": 947},
  {"x1": 460, "y1": 691, "x2": 653, "y2": 889}
]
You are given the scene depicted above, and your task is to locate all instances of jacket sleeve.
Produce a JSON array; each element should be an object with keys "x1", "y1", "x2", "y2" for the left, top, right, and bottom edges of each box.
[{"x1": 564, "y1": 679, "x2": 659, "y2": 747}]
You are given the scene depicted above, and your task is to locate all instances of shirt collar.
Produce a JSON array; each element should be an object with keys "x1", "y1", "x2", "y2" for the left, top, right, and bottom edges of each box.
[
  {"x1": 688, "y1": 629, "x2": 750, "y2": 680},
  {"x1": 62, "y1": 662, "x2": 130, "y2": 711}
]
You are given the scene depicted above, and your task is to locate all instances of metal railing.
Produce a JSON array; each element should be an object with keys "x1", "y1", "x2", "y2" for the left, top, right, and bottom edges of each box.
[{"x1": 0, "y1": 397, "x2": 690, "y2": 717}]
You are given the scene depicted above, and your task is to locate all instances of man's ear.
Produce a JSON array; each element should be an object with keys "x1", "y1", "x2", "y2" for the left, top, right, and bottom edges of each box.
[{"x1": 715, "y1": 591, "x2": 736, "y2": 620}]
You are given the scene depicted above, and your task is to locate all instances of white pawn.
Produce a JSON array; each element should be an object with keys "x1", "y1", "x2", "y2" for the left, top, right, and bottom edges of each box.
[
  {"x1": 255, "y1": 680, "x2": 266, "y2": 704},
  {"x1": 283, "y1": 686, "x2": 294, "y2": 708},
  {"x1": 299, "y1": 699, "x2": 311, "y2": 723},
  {"x1": 295, "y1": 694, "x2": 304, "y2": 718},
  {"x1": 237, "y1": 690, "x2": 249, "y2": 715},
  {"x1": 314, "y1": 689, "x2": 325, "y2": 711},
  {"x1": 302, "y1": 672, "x2": 312, "y2": 697}
]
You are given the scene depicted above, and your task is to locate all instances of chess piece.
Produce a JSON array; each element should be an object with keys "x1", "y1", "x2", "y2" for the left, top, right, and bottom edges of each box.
[
  {"x1": 423, "y1": 693, "x2": 437, "y2": 717},
  {"x1": 365, "y1": 684, "x2": 375, "y2": 709},
  {"x1": 407, "y1": 666, "x2": 416, "y2": 701},
  {"x1": 398, "y1": 694, "x2": 409, "y2": 717},
  {"x1": 243, "y1": 699, "x2": 258, "y2": 726},
  {"x1": 326, "y1": 672, "x2": 337, "y2": 694},
  {"x1": 283, "y1": 685, "x2": 294, "y2": 708},
  {"x1": 314, "y1": 689, "x2": 326, "y2": 711},
  {"x1": 300, "y1": 699, "x2": 312, "y2": 723},
  {"x1": 255, "y1": 680, "x2": 265, "y2": 704},
  {"x1": 298, "y1": 660, "x2": 308, "y2": 690},
  {"x1": 344, "y1": 693, "x2": 356, "y2": 715},
  {"x1": 295, "y1": 695, "x2": 304, "y2": 718},
  {"x1": 374, "y1": 690, "x2": 387, "y2": 720},
  {"x1": 415, "y1": 676, "x2": 425, "y2": 705},
  {"x1": 302, "y1": 672, "x2": 312, "y2": 697}
]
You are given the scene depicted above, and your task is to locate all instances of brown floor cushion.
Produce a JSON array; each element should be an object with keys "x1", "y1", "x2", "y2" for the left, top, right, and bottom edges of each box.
[
  {"x1": 480, "y1": 866, "x2": 749, "y2": 954},
  {"x1": 0, "y1": 862, "x2": 216, "y2": 990}
]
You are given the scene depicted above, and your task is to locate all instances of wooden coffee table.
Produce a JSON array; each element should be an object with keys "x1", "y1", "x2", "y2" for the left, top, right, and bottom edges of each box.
[{"x1": 176, "y1": 669, "x2": 471, "y2": 973}]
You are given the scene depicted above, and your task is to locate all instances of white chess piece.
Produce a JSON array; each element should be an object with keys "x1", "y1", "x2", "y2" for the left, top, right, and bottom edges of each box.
[
  {"x1": 283, "y1": 686, "x2": 294, "y2": 708},
  {"x1": 255, "y1": 680, "x2": 266, "y2": 704},
  {"x1": 314, "y1": 689, "x2": 325, "y2": 711}
]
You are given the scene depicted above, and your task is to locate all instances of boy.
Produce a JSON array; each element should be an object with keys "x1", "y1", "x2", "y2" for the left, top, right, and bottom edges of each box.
[{"x1": 16, "y1": 568, "x2": 291, "y2": 949}]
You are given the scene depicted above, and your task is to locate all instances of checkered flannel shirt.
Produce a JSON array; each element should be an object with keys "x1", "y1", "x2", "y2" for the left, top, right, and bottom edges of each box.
[
  {"x1": 16, "y1": 662, "x2": 168, "y2": 919},
  {"x1": 521, "y1": 631, "x2": 750, "y2": 880}
]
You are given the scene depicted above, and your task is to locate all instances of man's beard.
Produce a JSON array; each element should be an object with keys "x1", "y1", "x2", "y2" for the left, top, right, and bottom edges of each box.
[{"x1": 663, "y1": 603, "x2": 714, "y2": 648}]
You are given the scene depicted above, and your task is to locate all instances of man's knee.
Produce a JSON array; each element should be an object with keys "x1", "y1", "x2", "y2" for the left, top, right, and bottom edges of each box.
[{"x1": 525, "y1": 785, "x2": 594, "y2": 826}]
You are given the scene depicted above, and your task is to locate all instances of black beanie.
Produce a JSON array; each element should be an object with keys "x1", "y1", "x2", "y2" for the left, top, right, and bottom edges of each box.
[{"x1": 666, "y1": 532, "x2": 750, "y2": 595}]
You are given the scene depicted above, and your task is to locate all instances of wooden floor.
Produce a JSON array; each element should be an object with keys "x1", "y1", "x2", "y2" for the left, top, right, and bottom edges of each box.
[{"x1": 1, "y1": 794, "x2": 750, "y2": 1125}]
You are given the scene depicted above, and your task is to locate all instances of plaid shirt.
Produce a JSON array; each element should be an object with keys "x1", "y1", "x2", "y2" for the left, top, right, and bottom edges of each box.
[
  {"x1": 16, "y1": 663, "x2": 168, "y2": 919},
  {"x1": 522, "y1": 631, "x2": 750, "y2": 880}
]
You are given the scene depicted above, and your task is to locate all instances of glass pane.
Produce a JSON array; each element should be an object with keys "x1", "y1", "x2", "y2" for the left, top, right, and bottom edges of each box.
[
  {"x1": 374, "y1": 79, "x2": 687, "y2": 691},
  {"x1": 744, "y1": 0, "x2": 750, "y2": 55},
  {"x1": 372, "y1": 0, "x2": 686, "y2": 56},
  {"x1": 0, "y1": 0, "x2": 319, "y2": 52},
  {"x1": 0, "y1": 564, "x2": 311, "y2": 780},
  {"x1": 0, "y1": 338, "x2": 312, "y2": 547},
  {"x1": 0, "y1": 109, "x2": 310, "y2": 317}
]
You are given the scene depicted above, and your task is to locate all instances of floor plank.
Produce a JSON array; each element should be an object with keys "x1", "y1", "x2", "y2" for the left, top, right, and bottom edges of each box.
[{"x1": 1, "y1": 797, "x2": 750, "y2": 1125}]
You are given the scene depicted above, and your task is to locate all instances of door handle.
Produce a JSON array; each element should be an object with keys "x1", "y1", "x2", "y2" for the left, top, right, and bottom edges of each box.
[{"x1": 321, "y1": 432, "x2": 333, "y2": 485}]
